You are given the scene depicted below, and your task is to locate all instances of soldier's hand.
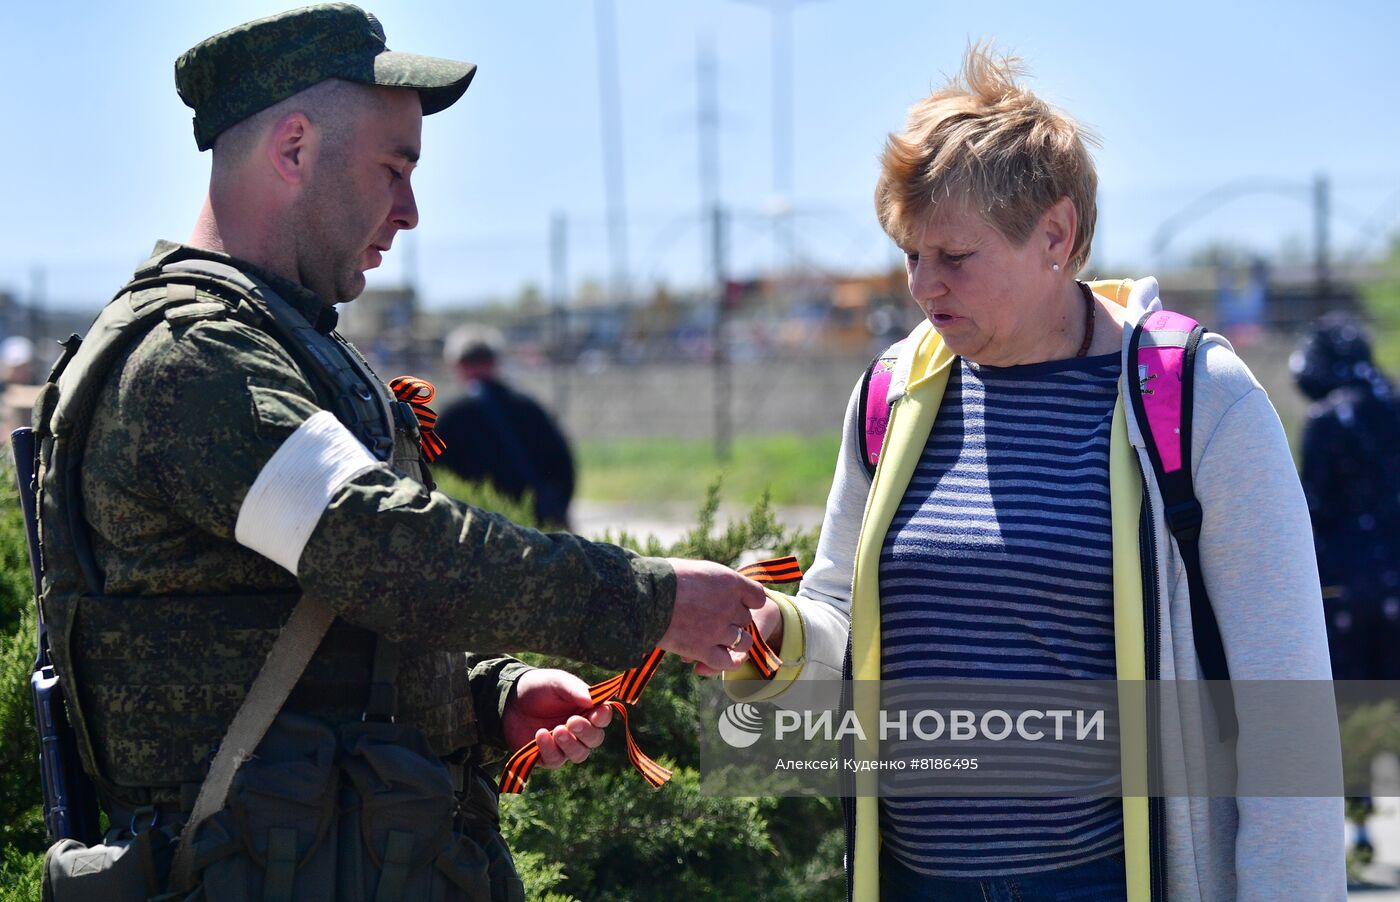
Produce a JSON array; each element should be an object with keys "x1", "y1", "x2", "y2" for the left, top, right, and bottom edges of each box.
[
  {"x1": 692, "y1": 593, "x2": 785, "y2": 677},
  {"x1": 658, "y1": 559, "x2": 766, "y2": 673},
  {"x1": 503, "y1": 668, "x2": 612, "y2": 768}
]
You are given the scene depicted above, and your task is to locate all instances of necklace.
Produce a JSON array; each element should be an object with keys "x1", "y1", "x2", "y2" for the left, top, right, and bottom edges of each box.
[{"x1": 1075, "y1": 281, "x2": 1096, "y2": 358}]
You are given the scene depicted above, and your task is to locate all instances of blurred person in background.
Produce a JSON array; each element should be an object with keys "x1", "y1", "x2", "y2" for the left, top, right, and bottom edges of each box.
[
  {"x1": 1292, "y1": 312, "x2": 1400, "y2": 681},
  {"x1": 0, "y1": 335, "x2": 36, "y2": 386},
  {"x1": 729, "y1": 43, "x2": 1342, "y2": 900},
  {"x1": 436, "y1": 325, "x2": 576, "y2": 529},
  {"x1": 0, "y1": 335, "x2": 40, "y2": 435},
  {"x1": 1292, "y1": 312, "x2": 1400, "y2": 865}
]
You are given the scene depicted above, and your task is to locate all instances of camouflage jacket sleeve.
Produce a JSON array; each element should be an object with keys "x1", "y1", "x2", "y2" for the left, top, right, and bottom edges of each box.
[
  {"x1": 118, "y1": 314, "x2": 676, "y2": 671},
  {"x1": 467, "y1": 654, "x2": 530, "y2": 759}
]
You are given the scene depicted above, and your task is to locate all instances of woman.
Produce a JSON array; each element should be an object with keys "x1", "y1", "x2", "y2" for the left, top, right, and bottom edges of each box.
[{"x1": 731, "y1": 45, "x2": 1342, "y2": 900}]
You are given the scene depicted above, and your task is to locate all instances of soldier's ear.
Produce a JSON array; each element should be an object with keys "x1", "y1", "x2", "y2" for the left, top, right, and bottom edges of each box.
[{"x1": 266, "y1": 112, "x2": 312, "y2": 186}]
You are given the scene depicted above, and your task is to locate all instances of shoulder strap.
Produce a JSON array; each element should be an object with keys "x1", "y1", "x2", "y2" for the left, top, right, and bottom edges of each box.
[
  {"x1": 1127, "y1": 311, "x2": 1238, "y2": 739},
  {"x1": 46, "y1": 280, "x2": 234, "y2": 596},
  {"x1": 166, "y1": 595, "x2": 337, "y2": 893},
  {"x1": 856, "y1": 340, "x2": 905, "y2": 480}
]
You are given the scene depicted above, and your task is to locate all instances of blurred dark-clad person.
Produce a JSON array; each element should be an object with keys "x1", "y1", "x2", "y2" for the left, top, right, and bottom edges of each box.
[
  {"x1": 1292, "y1": 312, "x2": 1400, "y2": 680},
  {"x1": 436, "y1": 326, "x2": 576, "y2": 528}
]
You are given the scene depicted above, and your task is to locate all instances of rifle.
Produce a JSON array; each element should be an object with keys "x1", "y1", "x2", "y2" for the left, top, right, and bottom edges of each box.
[{"x1": 11, "y1": 426, "x2": 101, "y2": 845}]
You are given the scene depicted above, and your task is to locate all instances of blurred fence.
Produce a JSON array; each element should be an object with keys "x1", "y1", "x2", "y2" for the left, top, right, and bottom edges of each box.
[
  {"x1": 508, "y1": 332, "x2": 1314, "y2": 444},
  {"x1": 500, "y1": 276, "x2": 1378, "y2": 443},
  {"x1": 512, "y1": 352, "x2": 874, "y2": 441},
  {"x1": 5, "y1": 263, "x2": 1400, "y2": 448}
]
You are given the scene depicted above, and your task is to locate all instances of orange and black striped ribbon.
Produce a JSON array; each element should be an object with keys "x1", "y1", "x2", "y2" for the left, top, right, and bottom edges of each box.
[
  {"x1": 389, "y1": 376, "x2": 447, "y2": 462},
  {"x1": 500, "y1": 555, "x2": 802, "y2": 794}
]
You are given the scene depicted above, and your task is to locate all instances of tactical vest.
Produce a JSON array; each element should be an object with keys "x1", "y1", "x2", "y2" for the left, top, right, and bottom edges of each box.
[{"x1": 32, "y1": 246, "x2": 468, "y2": 806}]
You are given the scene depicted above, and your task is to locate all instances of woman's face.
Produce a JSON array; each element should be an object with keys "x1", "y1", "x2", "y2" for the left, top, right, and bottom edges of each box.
[{"x1": 901, "y1": 198, "x2": 1066, "y2": 366}]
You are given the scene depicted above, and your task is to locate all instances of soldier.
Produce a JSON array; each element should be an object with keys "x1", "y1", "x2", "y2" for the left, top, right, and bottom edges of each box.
[{"x1": 34, "y1": 4, "x2": 767, "y2": 899}]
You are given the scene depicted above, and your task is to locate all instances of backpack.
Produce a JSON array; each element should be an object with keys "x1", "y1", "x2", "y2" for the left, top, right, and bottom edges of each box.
[{"x1": 857, "y1": 311, "x2": 1237, "y2": 739}]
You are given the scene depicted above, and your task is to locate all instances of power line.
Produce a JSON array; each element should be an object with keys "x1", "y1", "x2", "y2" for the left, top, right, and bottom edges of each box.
[
  {"x1": 732, "y1": 0, "x2": 823, "y2": 276},
  {"x1": 594, "y1": 0, "x2": 631, "y2": 300}
]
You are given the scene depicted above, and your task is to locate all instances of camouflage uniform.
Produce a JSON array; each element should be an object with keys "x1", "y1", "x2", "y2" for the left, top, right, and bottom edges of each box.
[{"x1": 70, "y1": 240, "x2": 675, "y2": 793}]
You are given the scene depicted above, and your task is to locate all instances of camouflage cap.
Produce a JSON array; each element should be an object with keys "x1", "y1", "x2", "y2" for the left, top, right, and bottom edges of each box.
[{"x1": 175, "y1": 3, "x2": 476, "y2": 151}]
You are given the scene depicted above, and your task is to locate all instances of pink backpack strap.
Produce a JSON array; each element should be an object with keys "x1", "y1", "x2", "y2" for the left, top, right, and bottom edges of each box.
[
  {"x1": 1127, "y1": 309, "x2": 1237, "y2": 739},
  {"x1": 1132, "y1": 309, "x2": 1199, "y2": 475},
  {"x1": 858, "y1": 340, "x2": 904, "y2": 478}
]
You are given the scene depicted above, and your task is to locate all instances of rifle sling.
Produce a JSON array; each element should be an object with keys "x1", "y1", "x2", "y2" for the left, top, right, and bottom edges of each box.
[{"x1": 165, "y1": 595, "x2": 337, "y2": 893}]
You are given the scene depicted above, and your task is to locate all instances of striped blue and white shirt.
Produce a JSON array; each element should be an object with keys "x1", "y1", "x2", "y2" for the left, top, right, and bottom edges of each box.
[{"x1": 878, "y1": 352, "x2": 1124, "y2": 878}]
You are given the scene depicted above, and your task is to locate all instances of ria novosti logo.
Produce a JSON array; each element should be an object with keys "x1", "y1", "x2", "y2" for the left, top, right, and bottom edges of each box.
[
  {"x1": 716, "y1": 703, "x2": 765, "y2": 748},
  {"x1": 717, "y1": 703, "x2": 1108, "y2": 748}
]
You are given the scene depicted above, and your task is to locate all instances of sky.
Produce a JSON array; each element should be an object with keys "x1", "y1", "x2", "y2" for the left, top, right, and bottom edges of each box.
[{"x1": 2, "y1": 1, "x2": 1398, "y2": 311}]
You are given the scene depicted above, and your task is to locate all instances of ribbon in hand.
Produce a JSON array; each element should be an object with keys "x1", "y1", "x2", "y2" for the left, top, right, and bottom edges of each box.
[{"x1": 500, "y1": 555, "x2": 803, "y2": 793}]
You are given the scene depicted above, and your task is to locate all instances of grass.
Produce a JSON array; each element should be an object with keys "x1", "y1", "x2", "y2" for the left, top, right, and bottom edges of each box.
[
  {"x1": 1359, "y1": 243, "x2": 1400, "y2": 375},
  {"x1": 574, "y1": 432, "x2": 843, "y2": 508}
]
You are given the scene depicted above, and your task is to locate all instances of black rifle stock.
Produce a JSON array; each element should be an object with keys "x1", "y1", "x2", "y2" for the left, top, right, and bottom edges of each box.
[{"x1": 11, "y1": 426, "x2": 100, "y2": 845}]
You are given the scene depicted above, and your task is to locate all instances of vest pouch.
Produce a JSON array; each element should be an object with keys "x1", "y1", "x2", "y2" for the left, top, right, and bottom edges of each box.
[
  {"x1": 455, "y1": 767, "x2": 525, "y2": 902},
  {"x1": 42, "y1": 829, "x2": 170, "y2": 902},
  {"x1": 192, "y1": 712, "x2": 339, "y2": 902},
  {"x1": 337, "y1": 722, "x2": 518, "y2": 901}
]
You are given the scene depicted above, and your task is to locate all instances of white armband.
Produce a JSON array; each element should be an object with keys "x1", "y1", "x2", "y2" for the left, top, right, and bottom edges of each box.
[{"x1": 235, "y1": 410, "x2": 378, "y2": 574}]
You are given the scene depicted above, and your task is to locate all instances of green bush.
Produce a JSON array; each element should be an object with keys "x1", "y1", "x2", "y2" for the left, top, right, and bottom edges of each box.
[
  {"x1": 0, "y1": 464, "x2": 45, "y2": 899},
  {"x1": 430, "y1": 468, "x2": 542, "y2": 527},
  {"x1": 491, "y1": 481, "x2": 836, "y2": 901},
  {"x1": 0, "y1": 472, "x2": 44, "y2": 844},
  {"x1": 0, "y1": 849, "x2": 42, "y2": 902},
  {"x1": 0, "y1": 604, "x2": 43, "y2": 853}
]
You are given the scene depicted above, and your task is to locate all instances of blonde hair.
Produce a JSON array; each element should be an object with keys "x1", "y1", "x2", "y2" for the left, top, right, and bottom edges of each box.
[{"x1": 875, "y1": 43, "x2": 1100, "y2": 272}]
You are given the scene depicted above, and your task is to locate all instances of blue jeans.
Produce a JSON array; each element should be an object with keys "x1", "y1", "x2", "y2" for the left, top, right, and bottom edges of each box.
[{"x1": 880, "y1": 847, "x2": 1127, "y2": 901}]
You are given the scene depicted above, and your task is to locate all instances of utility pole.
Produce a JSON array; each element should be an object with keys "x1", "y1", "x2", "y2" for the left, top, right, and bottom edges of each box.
[
  {"x1": 550, "y1": 213, "x2": 570, "y2": 417},
  {"x1": 28, "y1": 266, "x2": 44, "y2": 347},
  {"x1": 697, "y1": 40, "x2": 730, "y2": 461},
  {"x1": 734, "y1": 0, "x2": 820, "y2": 276},
  {"x1": 1313, "y1": 172, "x2": 1331, "y2": 307},
  {"x1": 594, "y1": 0, "x2": 630, "y2": 301},
  {"x1": 698, "y1": 40, "x2": 720, "y2": 270},
  {"x1": 711, "y1": 204, "x2": 730, "y2": 462},
  {"x1": 769, "y1": 0, "x2": 795, "y2": 275}
]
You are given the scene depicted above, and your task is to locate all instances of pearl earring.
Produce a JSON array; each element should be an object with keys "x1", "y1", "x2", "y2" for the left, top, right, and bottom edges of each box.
[{"x1": 1051, "y1": 263, "x2": 1061, "y2": 272}]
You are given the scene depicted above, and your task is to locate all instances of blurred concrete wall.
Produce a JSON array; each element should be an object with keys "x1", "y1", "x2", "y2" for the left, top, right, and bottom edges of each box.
[
  {"x1": 510, "y1": 353, "x2": 873, "y2": 441},
  {"x1": 506, "y1": 336, "x2": 1311, "y2": 446}
]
